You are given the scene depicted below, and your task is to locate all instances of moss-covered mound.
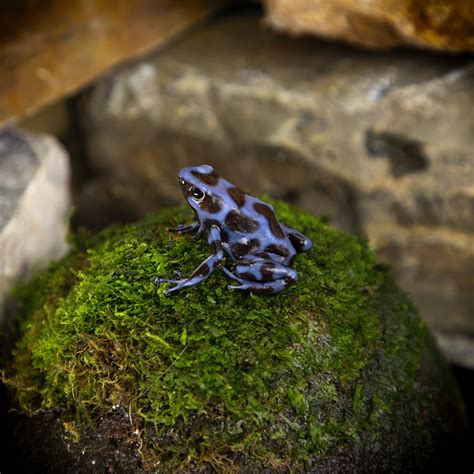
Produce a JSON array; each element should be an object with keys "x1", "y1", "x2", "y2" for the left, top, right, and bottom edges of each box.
[{"x1": 3, "y1": 201, "x2": 467, "y2": 472}]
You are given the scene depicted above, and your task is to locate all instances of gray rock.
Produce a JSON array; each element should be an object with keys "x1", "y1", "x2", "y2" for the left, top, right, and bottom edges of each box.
[
  {"x1": 82, "y1": 10, "x2": 474, "y2": 367},
  {"x1": 436, "y1": 333, "x2": 474, "y2": 369},
  {"x1": 0, "y1": 129, "x2": 71, "y2": 322}
]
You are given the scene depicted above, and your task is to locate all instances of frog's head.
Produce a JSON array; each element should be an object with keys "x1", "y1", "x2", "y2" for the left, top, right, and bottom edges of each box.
[{"x1": 178, "y1": 165, "x2": 223, "y2": 215}]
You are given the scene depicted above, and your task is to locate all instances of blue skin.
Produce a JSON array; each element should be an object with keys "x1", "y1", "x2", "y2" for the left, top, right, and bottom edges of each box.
[{"x1": 155, "y1": 165, "x2": 312, "y2": 295}]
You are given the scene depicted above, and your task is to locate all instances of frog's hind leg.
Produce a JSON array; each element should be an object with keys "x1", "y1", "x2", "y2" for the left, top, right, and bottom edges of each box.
[
  {"x1": 228, "y1": 264, "x2": 298, "y2": 295},
  {"x1": 222, "y1": 254, "x2": 298, "y2": 294},
  {"x1": 219, "y1": 254, "x2": 275, "y2": 283},
  {"x1": 282, "y1": 223, "x2": 312, "y2": 252}
]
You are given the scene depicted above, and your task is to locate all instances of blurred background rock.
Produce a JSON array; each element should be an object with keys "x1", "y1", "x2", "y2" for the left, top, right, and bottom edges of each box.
[{"x1": 0, "y1": 0, "x2": 472, "y2": 469}]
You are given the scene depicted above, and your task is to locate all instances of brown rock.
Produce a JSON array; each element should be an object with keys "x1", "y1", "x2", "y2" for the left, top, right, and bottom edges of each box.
[
  {"x1": 0, "y1": 0, "x2": 226, "y2": 126},
  {"x1": 263, "y1": 0, "x2": 474, "y2": 51},
  {"x1": 81, "y1": 9, "x2": 474, "y2": 367}
]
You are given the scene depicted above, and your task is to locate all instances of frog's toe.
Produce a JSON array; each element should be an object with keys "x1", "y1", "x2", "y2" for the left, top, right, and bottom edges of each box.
[{"x1": 154, "y1": 278, "x2": 179, "y2": 285}]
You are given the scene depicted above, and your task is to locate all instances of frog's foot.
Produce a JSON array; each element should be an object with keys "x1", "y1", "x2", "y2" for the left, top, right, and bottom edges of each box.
[
  {"x1": 155, "y1": 276, "x2": 199, "y2": 294},
  {"x1": 154, "y1": 277, "x2": 184, "y2": 294},
  {"x1": 228, "y1": 279, "x2": 288, "y2": 295},
  {"x1": 154, "y1": 278, "x2": 180, "y2": 284}
]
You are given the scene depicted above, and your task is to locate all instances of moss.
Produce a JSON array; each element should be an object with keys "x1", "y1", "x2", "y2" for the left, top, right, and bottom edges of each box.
[{"x1": 4, "y1": 200, "x2": 427, "y2": 470}]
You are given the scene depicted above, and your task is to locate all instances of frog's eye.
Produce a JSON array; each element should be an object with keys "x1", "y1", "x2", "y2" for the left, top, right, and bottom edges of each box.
[{"x1": 191, "y1": 187, "x2": 205, "y2": 202}]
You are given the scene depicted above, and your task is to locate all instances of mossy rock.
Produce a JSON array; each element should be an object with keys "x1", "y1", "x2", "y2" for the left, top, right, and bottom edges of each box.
[{"x1": 2, "y1": 201, "x2": 468, "y2": 472}]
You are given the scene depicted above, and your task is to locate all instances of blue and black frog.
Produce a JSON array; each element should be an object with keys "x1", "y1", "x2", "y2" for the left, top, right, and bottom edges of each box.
[{"x1": 155, "y1": 165, "x2": 312, "y2": 295}]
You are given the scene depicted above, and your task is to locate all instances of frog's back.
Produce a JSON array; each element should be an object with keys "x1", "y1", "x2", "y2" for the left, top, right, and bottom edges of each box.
[{"x1": 222, "y1": 192, "x2": 296, "y2": 264}]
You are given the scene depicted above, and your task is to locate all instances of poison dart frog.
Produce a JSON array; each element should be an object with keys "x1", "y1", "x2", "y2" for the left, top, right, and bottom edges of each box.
[{"x1": 155, "y1": 165, "x2": 312, "y2": 295}]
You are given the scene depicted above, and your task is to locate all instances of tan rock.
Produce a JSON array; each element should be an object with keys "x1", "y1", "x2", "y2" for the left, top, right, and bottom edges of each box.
[
  {"x1": 0, "y1": 0, "x2": 226, "y2": 126},
  {"x1": 264, "y1": 0, "x2": 474, "y2": 51}
]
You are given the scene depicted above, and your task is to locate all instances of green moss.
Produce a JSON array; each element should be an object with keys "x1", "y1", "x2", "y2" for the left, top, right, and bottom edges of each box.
[{"x1": 4, "y1": 201, "x2": 426, "y2": 470}]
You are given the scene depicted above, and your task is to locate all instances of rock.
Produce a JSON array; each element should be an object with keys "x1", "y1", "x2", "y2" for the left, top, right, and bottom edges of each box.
[
  {"x1": 436, "y1": 333, "x2": 474, "y2": 369},
  {"x1": 2, "y1": 202, "x2": 469, "y2": 471},
  {"x1": 0, "y1": 129, "x2": 71, "y2": 324},
  {"x1": 263, "y1": 0, "x2": 474, "y2": 52},
  {"x1": 0, "y1": 0, "x2": 227, "y2": 125},
  {"x1": 81, "y1": 9, "x2": 474, "y2": 367},
  {"x1": 19, "y1": 101, "x2": 71, "y2": 142}
]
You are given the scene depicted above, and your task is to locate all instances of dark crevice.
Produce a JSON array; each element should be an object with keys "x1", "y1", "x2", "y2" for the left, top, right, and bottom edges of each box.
[{"x1": 365, "y1": 129, "x2": 429, "y2": 178}]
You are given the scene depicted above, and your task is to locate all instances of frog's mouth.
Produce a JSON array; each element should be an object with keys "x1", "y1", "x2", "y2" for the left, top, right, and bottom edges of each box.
[{"x1": 178, "y1": 177, "x2": 192, "y2": 197}]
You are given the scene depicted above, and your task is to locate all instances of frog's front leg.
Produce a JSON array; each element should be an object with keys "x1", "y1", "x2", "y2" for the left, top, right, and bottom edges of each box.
[
  {"x1": 167, "y1": 221, "x2": 200, "y2": 234},
  {"x1": 282, "y1": 223, "x2": 312, "y2": 252},
  {"x1": 155, "y1": 226, "x2": 223, "y2": 294},
  {"x1": 221, "y1": 255, "x2": 298, "y2": 295}
]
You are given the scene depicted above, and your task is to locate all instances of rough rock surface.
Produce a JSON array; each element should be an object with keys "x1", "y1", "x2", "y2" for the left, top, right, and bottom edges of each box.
[
  {"x1": 263, "y1": 0, "x2": 474, "y2": 51},
  {"x1": 0, "y1": 129, "x2": 70, "y2": 323},
  {"x1": 0, "y1": 0, "x2": 226, "y2": 125},
  {"x1": 82, "y1": 10, "x2": 474, "y2": 367},
  {"x1": 2, "y1": 203, "x2": 469, "y2": 471}
]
